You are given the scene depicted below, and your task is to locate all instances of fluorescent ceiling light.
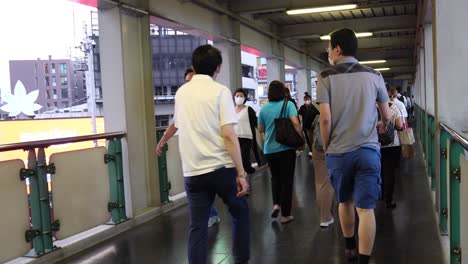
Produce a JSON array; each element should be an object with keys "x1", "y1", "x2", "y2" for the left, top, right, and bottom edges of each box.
[
  {"x1": 359, "y1": 60, "x2": 387, "y2": 64},
  {"x1": 374, "y1": 68, "x2": 391, "y2": 71},
  {"x1": 320, "y1": 32, "x2": 373, "y2": 40},
  {"x1": 287, "y1": 4, "x2": 357, "y2": 15}
]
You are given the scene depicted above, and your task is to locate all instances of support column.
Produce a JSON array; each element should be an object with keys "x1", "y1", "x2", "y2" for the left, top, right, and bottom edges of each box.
[
  {"x1": 267, "y1": 58, "x2": 285, "y2": 84},
  {"x1": 99, "y1": 5, "x2": 159, "y2": 217},
  {"x1": 295, "y1": 68, "x2": 311, "y2": 106},
  {"x1": 434, "y1": 0, "x2": 468, "y2": 132},
  {"x1": 215, "y1": 40, "x2": 242, "y2": 92},
  {"x1": 214, "y1": 17, "x2": 242, "y2": 92}
]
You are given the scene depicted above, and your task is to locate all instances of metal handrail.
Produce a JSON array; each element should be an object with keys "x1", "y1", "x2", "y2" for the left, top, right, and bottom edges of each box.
[
  {"x1": 440, "y1": 122, "x2": 468, "y2": 150},
  {"x1": 0, "y1": 132, "x2": 126, "y2": 152}
]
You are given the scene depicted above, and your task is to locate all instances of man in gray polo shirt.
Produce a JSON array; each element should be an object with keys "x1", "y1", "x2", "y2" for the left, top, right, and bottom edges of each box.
[{"x1": 317, "y1": 28, "x2": 392, "y2": 264}]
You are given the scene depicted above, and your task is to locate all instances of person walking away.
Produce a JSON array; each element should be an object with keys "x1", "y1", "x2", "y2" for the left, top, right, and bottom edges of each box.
[
  {"x1": 174, "y1": 45, "x2": 250, "y2": 264},
  {"x1": 317, "y1": 28, "x2": 392, "y2": 264},
  {"x1": 379, "y1": 101, "x2": 403, "y2": 209},
  {"x1": 310, "y1": 113, "x2": 335, "y2": 228},
  {"x1": 258, "y1": 80, "x2": 304, "y2": 224},
  {"x1": 156, "y1": 68, "x2": 221, "y2": 228},
  {"x1": 299, "y1": 92, "x2": 320, "y2": 157},
  {"x1": 389, "y1": 87, "x2": 408, "y2": 128}
]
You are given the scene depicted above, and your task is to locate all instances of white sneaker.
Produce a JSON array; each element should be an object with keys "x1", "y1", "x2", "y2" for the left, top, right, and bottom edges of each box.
[
  {"x1": 208, "y1": 216, "x2": 220, "y2": 227},
  {"x1": 319, "y1": 217, "x2": 334, "y2": 228},
  {"x1": 308, "y1": 152, "x2": 312, "y2": 157}
]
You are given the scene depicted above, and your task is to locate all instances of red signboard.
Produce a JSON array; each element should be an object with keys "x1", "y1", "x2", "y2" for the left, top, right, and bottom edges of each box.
[
  {"x1": 68, "y1": 0, "x2": 97, "y2": 8},
  {"x1": 257, "y1": 66, "x2": 267, "y2": 80}
]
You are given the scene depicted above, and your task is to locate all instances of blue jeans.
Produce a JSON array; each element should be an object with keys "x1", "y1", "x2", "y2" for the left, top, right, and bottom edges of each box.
[
  {"x1": 185, "y1": 167, "x2": 250, "y2": 264},
  {"x1": 325, "y1": 146, "x2": 381, "y2": 209}
]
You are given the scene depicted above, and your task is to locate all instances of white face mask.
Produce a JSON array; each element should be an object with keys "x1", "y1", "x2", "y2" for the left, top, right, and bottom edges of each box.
[
  {"x1": 235, "y1": 97, "x2": 245, "y2": 106},
  {"x1": 305, "y1": 100, "x2": 311, "y2": 105}
]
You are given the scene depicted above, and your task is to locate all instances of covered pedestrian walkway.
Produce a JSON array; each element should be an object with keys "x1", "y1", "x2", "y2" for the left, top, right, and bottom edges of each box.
[{"x1": 59, "y1": 139, "x2": 442, "y2": 264}]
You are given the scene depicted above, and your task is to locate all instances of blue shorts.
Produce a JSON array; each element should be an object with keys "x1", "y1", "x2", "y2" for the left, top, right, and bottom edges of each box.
[{"x1": 325, "y1": 146, "x2": 381, "y2": 209}]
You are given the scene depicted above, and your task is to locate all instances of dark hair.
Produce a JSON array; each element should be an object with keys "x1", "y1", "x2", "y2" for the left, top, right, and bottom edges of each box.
[
  {"x1": 184, "y1": 68, "x2": 194, "y2": 78},
  {"x1": 330, "y1": 28, "x2": 358, "y2": 57},
  {"x1": 268, "y1": 81, "x2": 286, "y2": 102},
  {"x1": 234, "y1": 88, "x2": 248, "y2": 103},
  {"x1": 304, "y1": 92, "x2": 311, "y2": 100},
  {"x1": 192, "y1": 45, "x2": 222, "y2": 77}
]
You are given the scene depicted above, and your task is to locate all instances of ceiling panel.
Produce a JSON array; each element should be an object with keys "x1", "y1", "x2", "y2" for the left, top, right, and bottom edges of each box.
[
  {"x1": 319, "y1": 12, "x2": 334, "y2": 21},
  {"x1": 362, "y1": 9, "x2": 374, "y2": 18},
  {"x1": 373, "y1": 7, "x2": 384, "y2": 17}
]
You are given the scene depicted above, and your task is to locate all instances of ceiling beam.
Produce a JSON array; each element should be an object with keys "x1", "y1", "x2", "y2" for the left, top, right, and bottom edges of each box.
[
  {"x1": 229, "y1": 0, "x2": 351, "y2": 14},
  {"x1": 307, "y1": 36, "x2": 415, "y2": 52},
  {"x1": 279, "y1": 15, "x2": 417, "y2": 38},
  {"x1": 253, "y1": 1, "x2": 416, "y2": 20}
]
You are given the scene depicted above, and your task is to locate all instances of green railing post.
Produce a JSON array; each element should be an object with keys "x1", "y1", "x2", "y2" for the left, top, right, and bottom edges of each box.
[
  {"x1": 156, "y1": 129, "x2": 170, "y2": 204},
  {"x1": 37, "y1": 148, "x2": 54, "y2": 252},
  {"x1": 114, "y1": 138, "x2": 127, "y2": 222},
  {"x1": 428, "y1": 116, "x2": 436, "y2": 190},
  {"x1": 27, "y1": 149, "x2": 44, "y2": 255},
  {"x1": 106, "y1": 139, "x2": 120, "y2": 224},
  {"x1": 449, "y1": 141, "x2": 464, "y2": 264},
  {"x1": 439, "y1": 130, "x2": 450, "y2": 234}
]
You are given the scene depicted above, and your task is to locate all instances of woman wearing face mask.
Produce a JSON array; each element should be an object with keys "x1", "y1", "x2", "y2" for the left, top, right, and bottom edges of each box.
[
  {"x1": 298, "y1": 92, "x2": 320, "y2": 157},
  {"x1": 233, "y1": 88, "x2": 260, "y2": 175}
]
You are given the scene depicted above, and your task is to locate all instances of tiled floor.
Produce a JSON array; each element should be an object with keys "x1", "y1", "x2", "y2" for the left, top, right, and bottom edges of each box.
[{"x1": 60, "y1": 143, "x2": 443, "y2": 264}]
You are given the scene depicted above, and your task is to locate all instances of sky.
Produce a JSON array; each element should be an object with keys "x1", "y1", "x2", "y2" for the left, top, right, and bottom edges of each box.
[{"x1": 0, "y1": 0, "x2": 95, "y2": 97}]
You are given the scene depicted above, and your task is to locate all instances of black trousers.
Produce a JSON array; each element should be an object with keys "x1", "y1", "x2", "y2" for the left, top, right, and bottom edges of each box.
[
  {"x1": 265, "y1": 149, "x2": 296, "y2": 216},
  {"x1": 239, "y1": 138, "x2": 255, "y2": 174},
  {"x1": 381, "y1": 146, "x2": 402, "y2": 202},
  {"x1": 303, "y1": 128, "x2": 312, "y2": 152}
]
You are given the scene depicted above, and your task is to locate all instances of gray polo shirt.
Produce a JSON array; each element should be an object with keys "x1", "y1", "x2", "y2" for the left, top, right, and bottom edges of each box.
[{"x1": 316, "y1": 57, "x2": 389, "y2": 154}]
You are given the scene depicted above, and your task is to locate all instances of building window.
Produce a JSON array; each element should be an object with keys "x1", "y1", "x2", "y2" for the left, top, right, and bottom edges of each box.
[
  {"x1": 60, "y1": 63, "x2": 68, "y2": 74},
  {"x1": 44, "y1": 63, "x2": 49, "y2": 74},
  {"x1": 62, "y1": 101, "x2": 69, "y2": 108},
  {"x1": 47, "y1": 103, "x2": 51, "y2": 108},
  {"x1": 242, "y1": 64, "x2": 254, "y2": 78},
  {"x1": 51, "y1": 63, "x2": 56, "y2": 74},
  {"x1": 53, "y1": 89, "x2": 57, "y2": 100},
  {"x1": 52, "y1": 76, "x2": 56, "y2": 86},
  {"x1": 45, "y1": 76, "x2": 50, "y2": 87},
  {"x1": 54, "y1": 102, "x2": 58, "y2": 107},
  {"x1": 60, "y1": 76, "x2": 68, "y2": 86},
  {"x1": 155, "y1": 86, "x2": 164, "y2": 96},
  {"x1": 61, "y1": 88, "x2": 68, "y2": 99}
]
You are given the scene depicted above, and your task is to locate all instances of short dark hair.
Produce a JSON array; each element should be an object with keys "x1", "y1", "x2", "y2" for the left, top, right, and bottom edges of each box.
[
  {"x1": 268, "y1": 81, "x2": 286, "y2": 102},
  {"x1": 184, "y1": 68, "x2": 194, "y2": 78},
  {"x1": 234, "y1": 88, "x2": 248, "y2": 103},
  {"x1": 330, "y1": 28, "x2": 358, "y2": 57},
  {"x1": 304, "y1": 92, "x2": 311, "y2": 100},
  {"x1": 192, "y1": 45, "x2": 222, "y2": 77}
]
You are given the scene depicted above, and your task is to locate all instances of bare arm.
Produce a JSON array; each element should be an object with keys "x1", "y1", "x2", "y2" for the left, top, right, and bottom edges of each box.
[
  {"x1": 258, "y1": 124, "x2": 266, "y2": 142},
  {"x1": 156, "y1": 124, "x2": 178, "y2": 156},
  {"x1": 319, "y1": 103, "x2": 332, "y2": 152},
  {"x1": 221, "y1": 123, "x2": 248, "y2": 197},
  {"x1": 377, "y1": 102, "x2": 392, "y2": 133},
  {"x1": 394, "y1": 116, "x2": 403, "y2": 130}
]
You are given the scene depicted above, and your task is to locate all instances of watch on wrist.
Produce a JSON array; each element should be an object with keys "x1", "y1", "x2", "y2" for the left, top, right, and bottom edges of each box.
[{"x1": 239, "y1": 171, "x2": 247, "y2": 179}]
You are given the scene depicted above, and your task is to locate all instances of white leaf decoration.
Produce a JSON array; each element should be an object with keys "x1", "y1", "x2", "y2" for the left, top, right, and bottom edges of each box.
[{"x1": 0, "y1": 81, "x2": 43, "y2": 117}]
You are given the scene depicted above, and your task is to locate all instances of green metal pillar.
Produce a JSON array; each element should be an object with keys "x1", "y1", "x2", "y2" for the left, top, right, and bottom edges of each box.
[
  {"x1": 449, "y1": 141, "x2": 464, "y2": 264},
  {"x1": 156, "y1": 129, "x2": 170, "y2": 204},
  {"x1": 106, "y1": 139, "x2": 120, "y2": 223},
  {"x1": 37, "y1": 148, "x2": 54, "y2": 252},
  {"x1": 27, "y1": 149, "x2": 44, "y2": 255},
  {"x1": 115, "y1": 138, "x2": 127, "y2": 221},
  {"x1": 439, "y1": 130, "x2": 450, "y2": 234}
]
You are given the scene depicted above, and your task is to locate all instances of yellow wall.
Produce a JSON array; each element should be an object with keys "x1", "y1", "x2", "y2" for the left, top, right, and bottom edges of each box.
[{"x1": 0, "y1": 117, "x2": 105, "y2": 162}]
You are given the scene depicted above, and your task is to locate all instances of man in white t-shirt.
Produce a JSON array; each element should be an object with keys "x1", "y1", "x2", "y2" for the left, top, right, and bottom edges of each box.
[
  {"x1": 174, "y1": 45, "x2": 249, "y2": 264},
  {"x1": 389, "y1": 87, "x2": 408, "y2": 127}
]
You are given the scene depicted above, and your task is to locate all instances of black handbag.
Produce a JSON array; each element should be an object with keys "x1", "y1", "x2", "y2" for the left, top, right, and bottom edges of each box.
[
  {"x1": 275, "y1": 100, "x2": 305, "y2": 148},
  {"x1": 378, "y1": 119, "x2": 395, "y2": 145}
]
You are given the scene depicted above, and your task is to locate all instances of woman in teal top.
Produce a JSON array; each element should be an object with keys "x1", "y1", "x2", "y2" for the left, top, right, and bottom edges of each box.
[{"x1": 258, "y1": 81, "x2": 304, "y2": 224}]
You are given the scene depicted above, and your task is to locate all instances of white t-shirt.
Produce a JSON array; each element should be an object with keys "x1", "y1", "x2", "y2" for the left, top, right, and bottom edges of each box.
[
  {"x1": 382, "y1": 104, "x2": 402, "y2": 148},
  {"x1": 391, "y1": 98, "x2": 408, "y2": 120},
  {"x1": 235, "y1": 107, "x2": 252, "y2": 139},
  {"x1": 174, "y1": 75, "x2": 238, "y2": 177}
]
